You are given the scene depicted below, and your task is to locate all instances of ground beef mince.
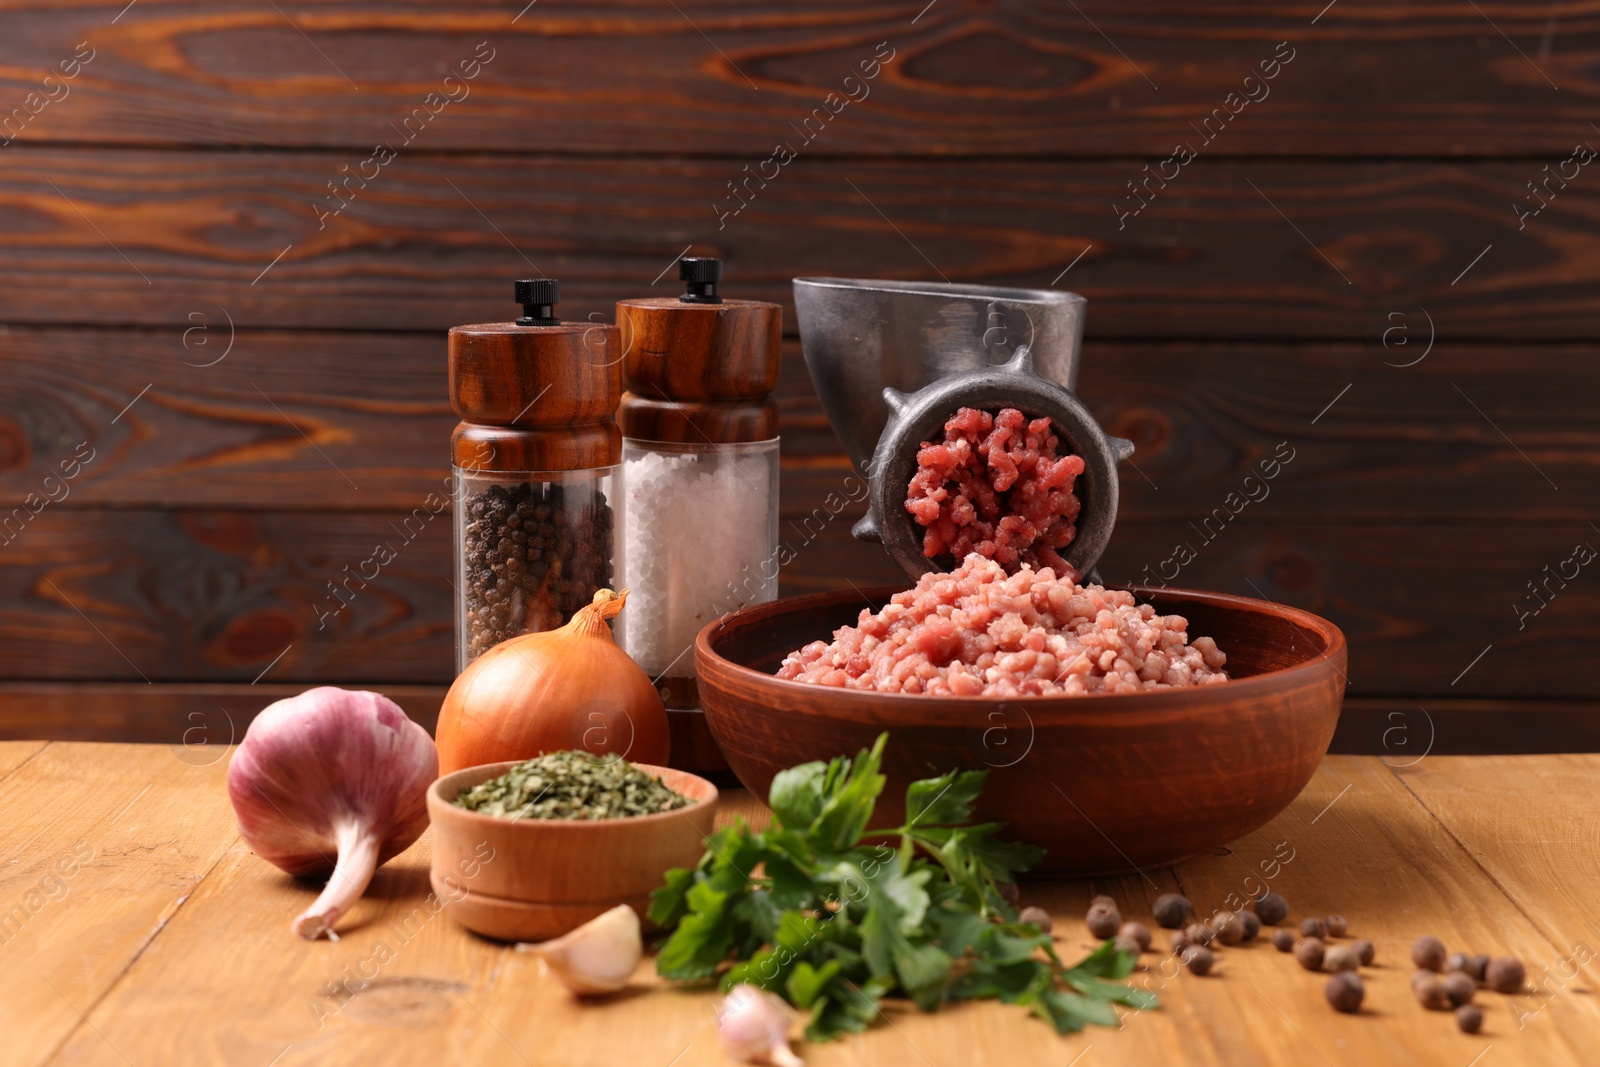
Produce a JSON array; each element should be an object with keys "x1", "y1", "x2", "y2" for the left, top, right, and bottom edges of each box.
[
  {"x1": 775, "y1": 554, "x2": 1228, "y2": 696},
  {"x1": 462, "y1": 482, "x2": 613, "y2": 659},
  {"x1": 906, "y1": 407, "x2": 1087, "y2": 574}
]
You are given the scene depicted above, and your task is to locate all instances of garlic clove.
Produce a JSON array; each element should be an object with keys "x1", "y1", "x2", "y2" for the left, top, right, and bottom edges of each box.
[
  {"x1": 716, "y1": 984, "x2": 803, "y2": 1067},
  {"x1": 517, "y1": 903, "x2": 642, "y2": 995}
]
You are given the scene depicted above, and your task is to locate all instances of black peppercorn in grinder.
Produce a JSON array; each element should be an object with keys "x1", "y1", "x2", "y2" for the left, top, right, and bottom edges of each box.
[{"x1": 447, "y1": 280, "x2": 623, "y2": 670}]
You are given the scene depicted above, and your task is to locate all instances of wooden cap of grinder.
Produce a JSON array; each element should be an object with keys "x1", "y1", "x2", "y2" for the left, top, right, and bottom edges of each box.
[
  {"x1": 448, "y1": 279, "x2": 623, "y2": 472},
  {"x1": 616, "y1": 258, "x2": 781, "y2": 444}
]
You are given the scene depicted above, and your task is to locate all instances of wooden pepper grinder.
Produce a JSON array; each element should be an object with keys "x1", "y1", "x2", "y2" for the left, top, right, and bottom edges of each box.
[
  {"x1": 448, "y1": 279, "x2": 623, "y2": 671},
  {"x1": 615, "y1": 258, "x2": 781, "y2": 771}
]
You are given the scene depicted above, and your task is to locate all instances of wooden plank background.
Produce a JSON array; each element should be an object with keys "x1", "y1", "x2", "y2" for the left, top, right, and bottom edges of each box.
[{"x1": 0, "y1": 0, "x2": 1594, "y2": 747}]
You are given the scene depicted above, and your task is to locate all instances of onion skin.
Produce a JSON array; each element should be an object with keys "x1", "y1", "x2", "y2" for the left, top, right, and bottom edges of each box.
[
  {"x1": 227, "y1": 687, "x2": 438, "y2": 939},
  {"x1": 437, "y1": 589, "x2": 669, "y2": 775}
]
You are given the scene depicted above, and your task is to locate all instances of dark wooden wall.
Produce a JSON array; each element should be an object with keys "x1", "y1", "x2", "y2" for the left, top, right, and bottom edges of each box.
[{"x1": 1, "y1": 1, "x2": 1596, "y2": 751}]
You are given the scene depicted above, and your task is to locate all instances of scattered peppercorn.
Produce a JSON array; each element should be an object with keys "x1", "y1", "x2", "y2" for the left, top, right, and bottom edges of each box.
[
  {"x1": 1294, "y1": 937, "x2": 1326, "y2": 972},
  {"x1": 1185, "y1": 922, "x2": 1216, "y2": 947},
  {"x1": 1254, "y1": 891, "x2": 1290, "y2": 926},
  {"x1": 1324, "y1": 945, "x2": 1360, "y2": 973},
  {"x1": 1300, "y1": 917, "x2": 1327, "y2": 939},
  {"x1": 1412, "y1": 935, "x2": 1447, "y2": 971},
  {"x1": 1118, "y1": 921, "x2": 1152, "y2": 951},
  {"x1": 1240, "y1": 910, "x2": 1262, "y2": 942},
  {"x1": 1443, "y1": 971, "x2": 1477, "y2": 1006},
  {"x1": 1353, "y1": 939, "x2": 1375, "y2": 966},
  {"x1": 1113, "y1": 934, "x2": 1144, "y2": 958},
  {"x1": 998, "y1": 881, "x2": 1021, "y2": 906},
  {"x1": 1171, "y1": 932, "x2": 1193, "y2": 957},
  {"x1": 1325, "y1": 914, "x2": 1347, "y2": 938},
  {"x1": 1325, "y1": 971, "x2": 1364, "y2": 1013},
  {"x1": 1019, "y1": 905, "x2": 1053, "y2": 933},
  {"x1": 1086, "y1": 897, "x2": 1122, "y2": 940},
  {"x1": 1445, "y1": 952, "x2": 1472, "y2": 975},
  {"x1": 1455, "y1": 1004, "x2": 1484, "y2": 1034},
  {"x1": 1469, "y1": 954, "x2": 1491, "y2": 981},
  {"x1": 1153, "y1": 893, "x2": 1191, "y2": 929},
  {"x1": 1212, "y1": 911, "x2": 1246, "y2": 946},
  {"x1": 1273, "y1": 929, "x2": 1296, "y2": 952},
  {"x1": 1485, "y1": 956, "x2": 1526, "y2": 994},
  {"x1": 1182, "y1": 945, "x2": 1215, "y2": 975},
  {"x1": 1413, "y1": 972, "x2": 1453, "y2": 1011}
]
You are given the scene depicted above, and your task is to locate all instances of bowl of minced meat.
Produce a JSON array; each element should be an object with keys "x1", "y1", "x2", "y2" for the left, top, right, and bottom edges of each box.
[
  {"x1": 695, "y1": 558, "x2": 1347, "y2": 875},
  {"x1": 776, "y1": 554, "x2": 1228, "y2": 697}
]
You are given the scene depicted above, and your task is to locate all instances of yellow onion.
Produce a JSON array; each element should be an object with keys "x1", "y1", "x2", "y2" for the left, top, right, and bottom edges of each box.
[{"x1": 437, "y1": 588, "x2": 669, "y2": 774}]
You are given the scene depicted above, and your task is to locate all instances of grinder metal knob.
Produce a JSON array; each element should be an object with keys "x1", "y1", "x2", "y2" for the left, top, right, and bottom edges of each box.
[{"x1": 851, "y1": 344, "x2": 1134, "y2": 582}]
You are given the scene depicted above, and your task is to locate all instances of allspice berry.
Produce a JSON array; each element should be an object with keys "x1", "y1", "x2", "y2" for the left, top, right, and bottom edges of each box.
[
  {"x1": 1323, "y1": 945, "x2": 1360, "y2": 973},
  {"x1": 1324, "y1": 971, "x2": 1364, "y2": 1014},
  {"x1": 1118, "y1": 921, "x2": 1152, "y2": 951},
  {"x1": 1240, "y1": 910, "x2": 1262, "y2": 942},
  {"x1": 1325, "y1": 914, "x2": 1348, "y2": 938},
  {"x1": 1353, "y1": 939, "x2": 1376, "y2": 966},
  {"x1": 1443, "y1": 971, "x2": 1477, "y2": 1006},
  {"x1": 1113, "y1": 934, "x2": 1144, "y2": 958},
  {"x1": 1019, "y1": 905, "x2": 1053, "y2": 933},
  {"x1": 1273, "y1": 929, "x2": 1296, "y2": 952},
  {"x1": 1412, "y1": 935, "x2": 1448, "y2": 972},
  {"x1": 1213, "y1": 911, "x2": 1246, "y2": 946},
  {"x1": 997, "y1": 882, "x2": 1021, "y2": 905},
  {"x1": 1254, "y1": 891, "x2": 1290, "y2": 926},
  {"x1": 1300, "y1": 917, "x2": 1327, "y2": 939},
  {"x1": 1413, "y1": 972, "x2": 1453, "y2": 1011},
  {"x1": 1182, "y1": 945, "x2": 1215, "y2": 975},
  {"x1": 1153, "y1": 893, "x2": 1192, "y2": 929},
  {"x1": 1485, "y1": 956, "x2": 1526, "y2": 994},
  {"x1": 1448, "y1": 952, "x2": 1488, "y2": 980},
  {"x1": 1185, "y1": 922, "x2": 1216, "y2": 947},
  {"x1": 1456, "y1": 1004, "x2": 1484, "y2": 1034},
  {"x1": 1294, "y1": 937, "x2": 1326, "y2": 972},
  {"x1": 1086, "y1": 902, "x2": 1121, "y2": 940},
  {"x1": 1171, "y1": 932, "x2": 1193, "y2": 957}
]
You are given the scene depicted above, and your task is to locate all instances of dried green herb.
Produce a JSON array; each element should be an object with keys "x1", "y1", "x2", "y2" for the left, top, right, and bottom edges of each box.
[{"x1": 455, "y1": 750, "x2": 691, "y2": 820}]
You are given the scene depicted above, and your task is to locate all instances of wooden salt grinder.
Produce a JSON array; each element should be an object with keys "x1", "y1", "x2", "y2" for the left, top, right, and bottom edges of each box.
[{"x1": 615, "y1": 258, "x2": 782, "y2": 772}]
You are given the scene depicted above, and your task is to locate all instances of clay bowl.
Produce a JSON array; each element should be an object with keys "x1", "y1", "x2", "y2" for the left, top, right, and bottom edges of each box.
[
  {"x1": 427, "y1": 761, "x2": 718, "y2": 941},
  {"x1": 697, "y1": 586, "x2": 1344, "y2": 876}
]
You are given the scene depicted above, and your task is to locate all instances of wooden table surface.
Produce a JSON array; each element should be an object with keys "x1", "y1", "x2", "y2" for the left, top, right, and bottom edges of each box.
[{"x1": 5, "y1": 742, "x2": 1599, "y2": 1067}]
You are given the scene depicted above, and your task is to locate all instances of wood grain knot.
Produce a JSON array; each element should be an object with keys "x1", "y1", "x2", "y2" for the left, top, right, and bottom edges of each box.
[
  {"x1": 901, "y1": 29, "x2": 1097, "y2": 94},
  {"x1": 0, "y1": 415, "x2": 31, "y2": 474},
  {"x1": 1109, "y1": 407, "x2": 1171, "y2": 461},
  {"x1": 209, "y1": 608, "x2": 299, "y2": 667}
]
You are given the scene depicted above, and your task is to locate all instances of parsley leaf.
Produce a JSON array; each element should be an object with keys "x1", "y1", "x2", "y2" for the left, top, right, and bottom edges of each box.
[{"x1": 652, "y1": 732, "x2": 1156, "y2": 1046}]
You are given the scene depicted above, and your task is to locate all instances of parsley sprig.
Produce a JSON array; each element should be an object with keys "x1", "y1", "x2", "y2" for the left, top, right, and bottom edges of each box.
[{"x1": 649, "y1": 733, "x2": 1157, "y2": 1042}]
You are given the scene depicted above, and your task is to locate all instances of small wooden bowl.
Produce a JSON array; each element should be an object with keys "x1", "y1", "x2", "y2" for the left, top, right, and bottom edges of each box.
[
  {"x1": 427, "y1": 761, "x2": 718, "y2": 942},
  {"x1": 696, "y1": 586, "x2": 1345, "y2": 876}
]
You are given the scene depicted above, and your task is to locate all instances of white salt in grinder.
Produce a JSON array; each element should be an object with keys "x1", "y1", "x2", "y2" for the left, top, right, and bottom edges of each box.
[{"x1": 615, "y1": 258, "x2": 782, "y2": 770}]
